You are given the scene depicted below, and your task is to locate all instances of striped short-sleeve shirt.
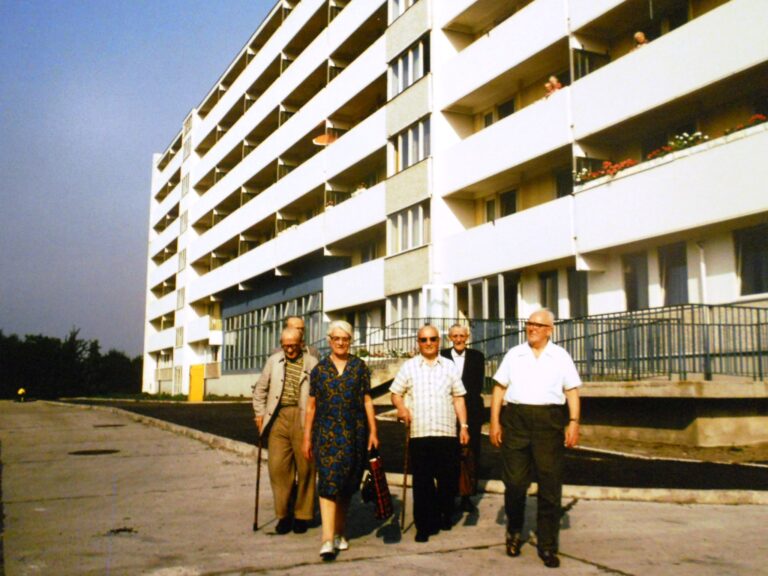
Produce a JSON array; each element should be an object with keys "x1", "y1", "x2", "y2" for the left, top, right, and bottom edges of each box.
[{"x1": 390, "y1": 355, "x2": 466, "y2": 438}]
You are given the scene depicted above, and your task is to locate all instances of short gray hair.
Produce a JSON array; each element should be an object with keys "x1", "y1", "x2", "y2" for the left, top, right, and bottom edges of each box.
[
  {"x1": 448, "y1": 323, "x2": 470, "y2": 338},
  {"x1": 327, "y1": 320, "x2": 353, "y2": 339}
]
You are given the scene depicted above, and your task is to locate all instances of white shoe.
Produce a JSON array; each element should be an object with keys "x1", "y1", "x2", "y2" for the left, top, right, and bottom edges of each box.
[
  {"x1": 333, "y1": 535, "x2": 349, "y2": 551},
  {"x1": 319, "y1": 540, "x2": 336, "y2": 561}
]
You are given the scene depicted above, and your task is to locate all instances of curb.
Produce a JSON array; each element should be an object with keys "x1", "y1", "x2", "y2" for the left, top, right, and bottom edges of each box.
[{"x1": 50, "y1": 401, "x2": 768, "y2": 506}]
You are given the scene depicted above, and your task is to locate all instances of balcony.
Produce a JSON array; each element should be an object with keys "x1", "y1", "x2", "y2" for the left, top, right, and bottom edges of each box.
[
  {"x1": 324, "y1": 257, "x2": 385, "y2": 311},
  {"x1": 147, "y1": 291, "x2": 176, "y2": 322},
  {"x1": 187, "y1": 314, "x2": 224, "y2": 345},
  {"x1": 149, "y1": 218, "x2": 180, "y2": 259},
  {"x1": 150, "y1": 181, "x2": 181, "y2": 230},
  {"x1": 188, "y1": 181, "x2": 386, "y2": 303},
  {"x1": 436, "y1": 87, "x2": 570, "y2": 197},
  {"x1": 574, "y1": 124, "x2": 768, "y2": 253},
  {"x1": 146, "y1": 326, "x2": 175, "y2": 353},
  {"x1": 148, "y1": 254, "x2": 179, "y2": 289},
  {"x1": 571, "y1": 0, "x2": 768, "y2": 139},
  {"x1": 190, "y1": 36, "x2": 386, "y2": 230},
  {"x1": 189, "y1": 108, "x2": 386, "y2": 265},
  {"x1": 436, "y1": 0, "x2": 567, "y2": 112},
  {"x1": 153, "y1": 147, "x2": 182, "y2": 198},
  {"x1": 568, "y1": 0, "x2": 626, "y2": 31},
  {"x1": 436, "y1": 196, "x2": 574, "y2": 283}
]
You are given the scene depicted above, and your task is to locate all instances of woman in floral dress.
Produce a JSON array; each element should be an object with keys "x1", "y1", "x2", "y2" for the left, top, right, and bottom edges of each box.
[{"x1": 302, "y1": 320, "x2": 379, "y2": 561}]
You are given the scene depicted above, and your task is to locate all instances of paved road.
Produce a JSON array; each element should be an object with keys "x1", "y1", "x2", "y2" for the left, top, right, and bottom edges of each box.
[
  {"x1": 71, "y1": 400, "x2": 768, "y2": 491},
  {"x1": 2, "y1": 400, "x2": 767, "y2": 575}
]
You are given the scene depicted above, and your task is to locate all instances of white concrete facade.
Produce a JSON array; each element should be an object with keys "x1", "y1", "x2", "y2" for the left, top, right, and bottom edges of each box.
[{"x1": 144, "y1": 0, "x2": 768, "y2": 396}]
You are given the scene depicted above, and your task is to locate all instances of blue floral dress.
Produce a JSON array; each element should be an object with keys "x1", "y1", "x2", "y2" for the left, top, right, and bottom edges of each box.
[{"x1": 310, "y1": 355, "x2": 371, "y2": 499}]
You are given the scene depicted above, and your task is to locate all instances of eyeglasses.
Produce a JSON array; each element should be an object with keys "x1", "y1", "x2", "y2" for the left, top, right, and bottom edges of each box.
[
  {"x1": 418, "y1": 336, "x2": 439, "y2": 343},
  {"x1": 525, "y1": 321, "x2": 552, "y2": 329},
  {"x1": 281, "y1": 343, "x2": 301, "y2": 349},
  {"x1": 330, "y1": 336, "x2": 350, "y2": 343}
]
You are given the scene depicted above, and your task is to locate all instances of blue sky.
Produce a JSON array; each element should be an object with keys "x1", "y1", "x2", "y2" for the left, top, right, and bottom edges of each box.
[{"x1": 0, "y1": 1, "x2": 273, "y2": 355}]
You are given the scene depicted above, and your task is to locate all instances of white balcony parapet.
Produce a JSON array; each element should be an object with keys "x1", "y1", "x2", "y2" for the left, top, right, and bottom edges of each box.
[
  {"x1": 190, "y1": 108, "x2": 386, "y2": 264},
  {"x1": 568, "y1": 0, "x2": 626, "y2": 32},
  {"x1": 147, "y1": 291, "x2": 176, "y2": 322},
  {"x1": 436, "y1": 196, "x2": 574, "y2": 284},
  {"x1": 571, "y1": 0, "x2": 768, "y2": 139},
  {"x1": 574, "y1": 125, "x2": 768, "y2": 253},
  {"x1": 149, "y1": 218, "x2": 180, "y2": 259},
  {"x1": 436, "y1": 0, "x2": 566, "y2": 112},
  {"x1": 152, "y1": 148, "x2": 182, "y2": 198},
  {"x1": 146, "y1": 326, "x2": 175, "y2": 353},
  {"x1": 435, "y1": 88, "x2": 570, "y2": 197},
  {"x1": 150, "y1": 181, "x2": 181, "y2": 230},
  {"x1": 324, "y1": 258, "x2": 385, "y2": 311},
  {"x1": 188, "y1": 182, "x2": 386, "y2": 303},
  {"x1": 148, "y1": 254, "x2": 179, "y2": 289}
]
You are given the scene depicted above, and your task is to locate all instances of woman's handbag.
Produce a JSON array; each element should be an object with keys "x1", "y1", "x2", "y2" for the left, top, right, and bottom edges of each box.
[
  {"x1": 459, "y1": 445, "x2": 476, "y2": 496},
  {"x1": 361, "y1": 448, "x2": 393, "y2": 519}
]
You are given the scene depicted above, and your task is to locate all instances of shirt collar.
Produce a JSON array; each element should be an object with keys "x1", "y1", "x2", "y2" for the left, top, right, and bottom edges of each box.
[{"x1": 418, "y1": 354, "x2": 446, "y2": 366}]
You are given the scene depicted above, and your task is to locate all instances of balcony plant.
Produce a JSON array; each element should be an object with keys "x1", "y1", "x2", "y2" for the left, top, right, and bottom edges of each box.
[
  {"x1": 574, "y1": 158, "x2": 638, "y2": 184},
  {"x1": 646, "y1": 131, "x2": 709, "y2": 161},
  {"x1": 723, "y1": 113, "x2": 767, "y2": 136}
]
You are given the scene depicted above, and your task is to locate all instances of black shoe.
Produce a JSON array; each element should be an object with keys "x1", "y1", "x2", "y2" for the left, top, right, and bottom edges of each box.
[
  {"x1": 440, "y1": 515, "x2": 453, "y2": 531},
  {"x1": 275, "y1": 517, "x2": 293, "y2": 534},
  {"x1": 505, "y1": 531, "x2": 522, "y2": 557},
  {"x1": 292, "y1": 519, "x2": 308, "y2": 534},
  {"x1": 460, "y1": 496, "x2": 477, "y2": 513},
  {"x1": 538, "y1": 550, "x2": 560, "y2": 568},
  {"x1": 415, "y1": 531, "x2": 430, "y2": 543}
]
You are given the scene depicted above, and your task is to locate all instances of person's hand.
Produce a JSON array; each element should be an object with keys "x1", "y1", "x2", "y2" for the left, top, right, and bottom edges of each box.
[
  {"x1": 489, "y1": 421, "x2": 503, "y2": 447},
  {"x1": 302, "y1": 435, "x2": 313, "y2": 461},
  {"x1": 396, "y1": 407, "x2": 412, "y2": 427},
  {"x1": 368, "y1": 431, "x2": 379, "y2": 451},
  {"x1": 565, "y1": 421, "x2": 579, "y2": 448},
  {"x1": 459, "y1": 427, "x2": 470, "y2": 446}
]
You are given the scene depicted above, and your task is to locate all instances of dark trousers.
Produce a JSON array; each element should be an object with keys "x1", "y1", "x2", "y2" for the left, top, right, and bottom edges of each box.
[
  {"x1": 501, "y1": 403, "x2": 566, "y2": 552},
  {"x1": 410, "y1": 436, "x2": 460, "y2": 533}
]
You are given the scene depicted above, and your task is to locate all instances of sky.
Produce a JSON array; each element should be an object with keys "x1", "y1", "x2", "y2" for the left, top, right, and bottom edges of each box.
[{"x1": 0, "y1": 0, "x2": 274, "y2": 356}]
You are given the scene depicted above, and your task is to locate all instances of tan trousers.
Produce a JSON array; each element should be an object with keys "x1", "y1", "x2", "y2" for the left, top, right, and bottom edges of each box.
[{"x1": 267, "y1": 406, "x2": 316, "y2": 520}]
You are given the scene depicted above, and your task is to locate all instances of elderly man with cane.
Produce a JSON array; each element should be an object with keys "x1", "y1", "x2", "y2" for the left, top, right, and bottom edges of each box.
[
  {"x1": 490, "y1": 309, "x2": 581, "y2": 569},
  {"x1": 391, "y1": 325, "x2": 469, "y2": 543},
  {"x1": 253, "y1": 326, "x2": 318, "y2": 534}
]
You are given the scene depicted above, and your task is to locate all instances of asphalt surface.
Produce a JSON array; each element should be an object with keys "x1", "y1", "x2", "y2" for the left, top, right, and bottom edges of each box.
[
  {"x1": 67, "y1": 400, "x2": 768, "y2": 491},
  {"x1": 2, "y1": 400, "x2": 768, "y2": 576}
]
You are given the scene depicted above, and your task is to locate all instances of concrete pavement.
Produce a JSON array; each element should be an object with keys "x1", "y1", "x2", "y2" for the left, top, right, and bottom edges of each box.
[{"x1": 1, "y1": 400, "x2": 767, "y2": 575}]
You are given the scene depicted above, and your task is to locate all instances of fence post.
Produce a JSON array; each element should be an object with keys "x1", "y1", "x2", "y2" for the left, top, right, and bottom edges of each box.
[
  {"x1": 703, "y1": 306, "x2": 713, "y2": 381},
  {"x1": 757, "y1": 316, "x2": 764, "y2": 382}
]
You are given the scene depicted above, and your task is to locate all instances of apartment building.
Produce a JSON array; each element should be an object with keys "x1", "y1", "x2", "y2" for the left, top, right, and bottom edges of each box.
[{"x1": 143, "y1": 0, "x2": 768, "y2": 396}]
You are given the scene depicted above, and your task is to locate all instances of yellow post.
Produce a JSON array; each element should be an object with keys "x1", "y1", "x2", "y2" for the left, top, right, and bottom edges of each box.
[{"x1": 189, "y1": 365, "x2": 205, "y2": 402}]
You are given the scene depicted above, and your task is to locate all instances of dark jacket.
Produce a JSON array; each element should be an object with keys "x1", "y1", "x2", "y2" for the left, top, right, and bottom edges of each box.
[{"x1": 440, "y1": 347, "x2": 485, "y2": 427}]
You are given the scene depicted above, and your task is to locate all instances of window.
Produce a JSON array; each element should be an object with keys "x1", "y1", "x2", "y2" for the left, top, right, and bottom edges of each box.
[
  {"x1": 175, "y1": 327, "x2": 184, "y2": 348},
  {"x1": 180, "y1": 211, "x2": 188, "y2": 233},
  {"x1": 567, "y1": 267, "x2": 588, "y2": 318},
  {"x1": 623, "y1": 252, "x2": 649, "y2": 310},
  {"x1": 497, "y1": 98, "x2": 515, "y2": 120},
  {"x1": 503, "y1": 272, "x2": 520, "y2": 320},
  {"x1": 182, "y1": 174, "x2": 190, "y2": 197},
  {"x1": 736, "y1": 224, "x2": 768, "y2": 295},
  {"x1": 500, "y1": 190, "x2": 517, "y2": 217},
  {"x1": 361, "y1": 240, "x2": 378, "y2": 263},
  {"x1": 539, "y1": 270, "x2": 559, "y2": 317},
  {"x1": 485, "y1": 198, "x2": 496, "y2": 223},
  {"x1": 176, "y1": 288, "x2": 185, "y2": 310},
  {"x1": 388, "y1": 290, "x2": 421, "y2": 324},
  {"x1": 388, "y1": 202, "x2": 430, "y2": 254},
  {"x1": 555, "y1": 169, "x2": 573, "y2": 198},
  {"x1": 393, "y1": 117, "x2": 430, "y2": 173},
  {"x1": 659, "y1": 242, "x2": 689, "y2": 305},
  {"x1": 178, "y1": 248, "x2": 186, "y2": 271},
  {"x1": 390, "y1": 36, "x2": 429, "y2": 98}
]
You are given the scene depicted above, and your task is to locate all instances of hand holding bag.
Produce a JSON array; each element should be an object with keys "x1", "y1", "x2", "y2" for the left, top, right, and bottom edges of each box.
[{"x1": 361, "y1": 448, "x2": 393, "y2": 519}]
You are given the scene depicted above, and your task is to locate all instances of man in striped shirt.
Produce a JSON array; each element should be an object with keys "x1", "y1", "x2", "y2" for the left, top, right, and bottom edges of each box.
[{"x1": 390, "y1": 325, "x2": 469, "y2": 543}]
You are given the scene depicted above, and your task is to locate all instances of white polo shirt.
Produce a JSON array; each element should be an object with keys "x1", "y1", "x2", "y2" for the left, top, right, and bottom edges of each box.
[
  {"x1": 493, "y1": 341, "x2": 581, "y2": 405},
  {"x1": 390, "y1": 354, "x2": 467, "y2": 438}
]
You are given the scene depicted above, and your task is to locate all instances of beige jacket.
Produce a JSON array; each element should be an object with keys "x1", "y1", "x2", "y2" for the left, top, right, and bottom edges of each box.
[{"x1": 252, "y1": 350, "x2": 319, "y2": 435}]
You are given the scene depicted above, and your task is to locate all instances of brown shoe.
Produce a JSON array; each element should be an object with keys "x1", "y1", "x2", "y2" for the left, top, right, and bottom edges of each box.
[
  {"x1": 538, "y1": 549, "x2": 560, "y2": 568},
  {"x1": 505, "y1": 531, "x2": 522, "y2": 557}
]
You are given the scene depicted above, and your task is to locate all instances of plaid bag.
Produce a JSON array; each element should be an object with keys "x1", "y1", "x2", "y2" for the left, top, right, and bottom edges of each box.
[{"x1": 361, "y1": 449, "x2": 393, "y2": 519}]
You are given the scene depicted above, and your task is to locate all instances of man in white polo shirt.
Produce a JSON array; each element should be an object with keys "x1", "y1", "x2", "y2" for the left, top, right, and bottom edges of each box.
[
  {"x1": 490, "y1": 309, "x2": 581, "y2": 569},
  {"x1": 391, "y1": 324, "x2": 470, "y2": 543}
]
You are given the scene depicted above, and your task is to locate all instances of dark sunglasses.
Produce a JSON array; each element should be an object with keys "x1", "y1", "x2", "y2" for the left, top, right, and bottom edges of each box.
[{"x1": 418, "y1": 336, "x2": 439, "y2": 343}]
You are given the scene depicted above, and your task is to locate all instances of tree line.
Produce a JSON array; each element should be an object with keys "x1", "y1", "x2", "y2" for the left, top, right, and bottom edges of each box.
[{"x1": 0, "y1": 328, "x2": 142, "y2": 399}]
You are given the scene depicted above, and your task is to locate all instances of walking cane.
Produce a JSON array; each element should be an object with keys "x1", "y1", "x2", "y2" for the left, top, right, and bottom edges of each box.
[
  {"x1": 400, "y1": 421, "x2": 410, "y2": 531},
  {"x1": 253, "y1": 436, "x2": 263, "y2": 531}
]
